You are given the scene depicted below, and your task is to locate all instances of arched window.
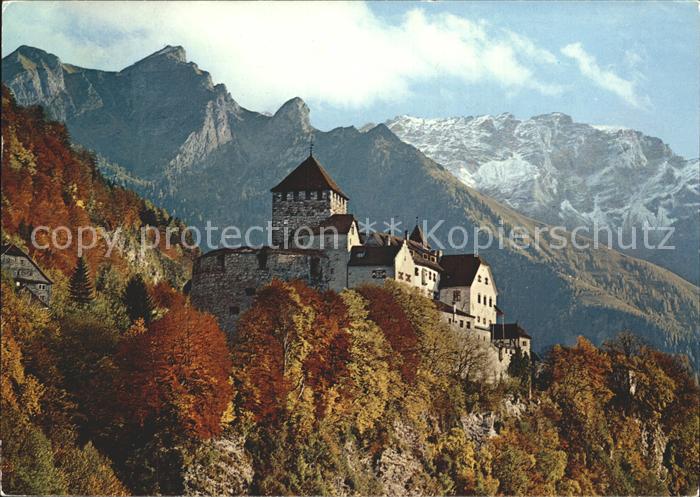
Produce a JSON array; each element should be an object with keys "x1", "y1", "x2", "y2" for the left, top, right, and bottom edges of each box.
[{"x1": 477, "y1": 293, "x2": 481, "y2": 304}]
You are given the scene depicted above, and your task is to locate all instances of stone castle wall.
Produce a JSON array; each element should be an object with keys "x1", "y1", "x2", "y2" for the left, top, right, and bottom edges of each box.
[
  {"x1": 271, "y1": 191, "x2": 347, "y2": 246},
  {"x1": 190, "y1": 247, "x2": 332, "y2": 335}
]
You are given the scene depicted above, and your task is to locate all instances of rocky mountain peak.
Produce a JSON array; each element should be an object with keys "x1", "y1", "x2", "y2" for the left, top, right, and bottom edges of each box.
[
  {"x1": 4, "y1": 45, "x2": 62, "y2": 72},
  {"x1": 270, "y1": 97, "x2": 312, "y2": 133},
  {"x1": 150, "y1": 45, "x2": 187, "y2": 62},
  {"x1": 123, "y1": 45, "x2": 189, "y2": 73},
  {"x1": 531, "y1": 112, "x2": 573, "y2": 125}
]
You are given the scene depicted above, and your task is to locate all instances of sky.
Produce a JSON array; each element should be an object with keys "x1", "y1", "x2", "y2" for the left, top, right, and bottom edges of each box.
[{"x1": 2, "y1": 1, "x2": 699, "y2": 158}]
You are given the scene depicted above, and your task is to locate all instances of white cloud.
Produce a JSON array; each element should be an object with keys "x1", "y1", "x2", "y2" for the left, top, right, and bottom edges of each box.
[
  {"x1": 561, "y1": 42, "x2": 649, "y2": 109},
  {"x1": 2, "y1": 1, "x2": 563, "y2": 111}
]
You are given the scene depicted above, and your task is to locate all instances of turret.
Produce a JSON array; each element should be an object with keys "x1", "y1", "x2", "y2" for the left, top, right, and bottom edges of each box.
[{"x1": 270, "y1": 154, "x2": 348, "y2": 246}]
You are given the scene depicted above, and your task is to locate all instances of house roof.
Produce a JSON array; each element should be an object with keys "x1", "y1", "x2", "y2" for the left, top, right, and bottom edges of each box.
[
  {"x1": 409, "y1": 225, "x2": 428, "y2": 248},
  {"x1": 438, "y1": 254, "x2": 488, "y2": 289},
  {"x1": 271, "y1": 155, "x2": 348, "y2": 199},
  {"x1": 348, "y1": 244, "x2": 402, "y2": 267},
  {"x1": 434, "y1": 300, "x2": 474, "y2": 318},
  {"x1": 1, "y1": 244, "x2": 25, "y2": 257},
  {"x1": 490, "y1": 322, "x2": 532, "y2": 340},
  {"x1": 1, "y1": 243, "x2": 53, "y2": 284},
  {"x1": 411, "y1": 250, "x2": 443, "y2": 272},
  {"x1": 361, "y1": 232, "x2": 442, "y2": 271},
  {"x1": 314, "y1": 214, "x2": 357, "y2": 235}
]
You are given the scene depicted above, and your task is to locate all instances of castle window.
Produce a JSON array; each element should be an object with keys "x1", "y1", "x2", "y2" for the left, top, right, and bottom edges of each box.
[
  {"x1": 489, "y1": 297, "x2": 492, "y2": 307},
  {"x1": 257, "y1": 250, "x2": 268, "y2": 270},
  {"x1": 229, "y1": 306, "x2": 240, "y2": 315},
  {"x1": 371, "y1": 269, "x2": 387, "y2": 279},
  {"x1": 398, "y1": 271, "x2": 404, "y2": 280},
  {"x1": 414, "y1": 268, "x2": 419, "y2": 276},
  {"x1": 310, "y1": 257, "x2": 322, "y2": 279},
  {"x1": 477, "y1": 316, "x2": 481, "y2": 323},
  {"x1": 245, "y1": 287, "x2": 256, "y2": 296},
  {"x1": 459, "y1": 320, "x2": 464, "y2": 328},
  {"x1": 478, "y1": 275, "x2": 482, "y2": 283},
  {"x1": 406, "y1": 275, "x2": 411, "y2": 282},
  {"x1": 453, "y1": 290, "x2": 461, "y2": 302},
  {"x1": 467, "y1": 322, "x2": 471, "y2": 329},
  {"x1": 485, "y1": 277, "x2": 489, "y2": 285},
  {"x1": 477, "y1": 293, "x2": 481, "y2": 304}
]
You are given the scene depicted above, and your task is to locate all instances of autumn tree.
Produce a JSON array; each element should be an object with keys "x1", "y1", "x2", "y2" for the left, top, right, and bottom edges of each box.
[
  {"x1": 115, "y1": 303, "x2": 232, "y2": 439},
  {"x1": 356, "y1": 284, "x2": 419, "y2": 383},
  {"x1": 232, "y1": 280, "x2": 313, "y2": 425},
  {"x1": 69, "y1": 256, "x2": 94, "y2": 304}
]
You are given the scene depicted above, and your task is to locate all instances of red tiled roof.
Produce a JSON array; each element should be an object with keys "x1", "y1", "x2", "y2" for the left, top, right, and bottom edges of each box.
[
  {"x1": 271, "y1": 155, "x2": 348, "y2": 199},
  {"x1": 438, "y1": 254, "x2": 488, "y2": 289}
]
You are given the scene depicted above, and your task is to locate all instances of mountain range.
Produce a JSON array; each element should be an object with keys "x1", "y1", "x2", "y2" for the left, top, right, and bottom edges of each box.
[
  {"x1": 386, "y1": 114, "x2": 699, "y2": 284},
  {"x1": 2, "y1": 45, "x2": 698, "y2": 359}
]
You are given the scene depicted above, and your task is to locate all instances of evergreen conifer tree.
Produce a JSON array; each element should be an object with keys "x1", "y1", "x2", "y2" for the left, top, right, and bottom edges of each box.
[
  {"x1": 122, "y1": 274, "x2": 154, "y2": 324},
  {"x1": 69, "y1": 256, "x2": 94, "y2": 304}
]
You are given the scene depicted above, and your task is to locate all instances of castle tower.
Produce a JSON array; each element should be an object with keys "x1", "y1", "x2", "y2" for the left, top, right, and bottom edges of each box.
[{"x1": 270, "y1": 154, "x2": 349, "y2": 246}]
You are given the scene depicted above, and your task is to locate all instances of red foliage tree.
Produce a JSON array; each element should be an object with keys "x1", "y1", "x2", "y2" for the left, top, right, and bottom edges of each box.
[
  {"x1": 231, "y1": 280, "x2": 305, "y2": 424},
  {"x1": 357, "y1": 285, "x2": 420, "y2": 384},
  {"x1": 114, "y1": 304, "x2": 232, "y2": 439}
]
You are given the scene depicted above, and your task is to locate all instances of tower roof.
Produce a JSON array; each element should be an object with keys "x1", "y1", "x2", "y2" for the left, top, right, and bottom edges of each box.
[
  {"x1": 271, "y1": 155, "x2": 348, "y2": 199},
  {"x1": 409, "y1": 224, "x2": 428, "y2": 248}
]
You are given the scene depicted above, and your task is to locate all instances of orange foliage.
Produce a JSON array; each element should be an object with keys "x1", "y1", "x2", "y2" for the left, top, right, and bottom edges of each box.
[
  {"x1": 232, "y1": 280, "x2": 304, "y2": 424},
  {"x1": 232, "y1": 280, "x2": 354, "y2": 424},
  {"x1": 114, "y1": 303, "x2": 232, "y2": 439},
  {"x1": 357, "y1": 285, "x2": 419, "y2": 383},
  {"x1": 1, "y1": 86, "x2": 194, "y2": 277},
  {"x1": 151, "y1": 281, "x2": 186, "y2": 310}
]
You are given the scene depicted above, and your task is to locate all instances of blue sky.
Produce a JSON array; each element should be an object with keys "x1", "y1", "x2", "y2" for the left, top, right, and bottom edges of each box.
[{"x1": 2, "y1": 1, "x2": 698, "y2": 157}]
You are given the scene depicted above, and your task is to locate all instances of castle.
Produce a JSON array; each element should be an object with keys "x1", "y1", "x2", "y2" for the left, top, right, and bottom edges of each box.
[{"x1": 190, "y1": 153, "x2": 531, "y2": 378}]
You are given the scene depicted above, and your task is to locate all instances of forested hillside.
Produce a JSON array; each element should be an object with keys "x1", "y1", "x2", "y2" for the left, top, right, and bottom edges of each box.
[
  {"x1": 1, "y1": 86, "x2": 195, "y2": 285},
  {"x1": 3, "y1": 273, "x2": 698, "y2": 495}
]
